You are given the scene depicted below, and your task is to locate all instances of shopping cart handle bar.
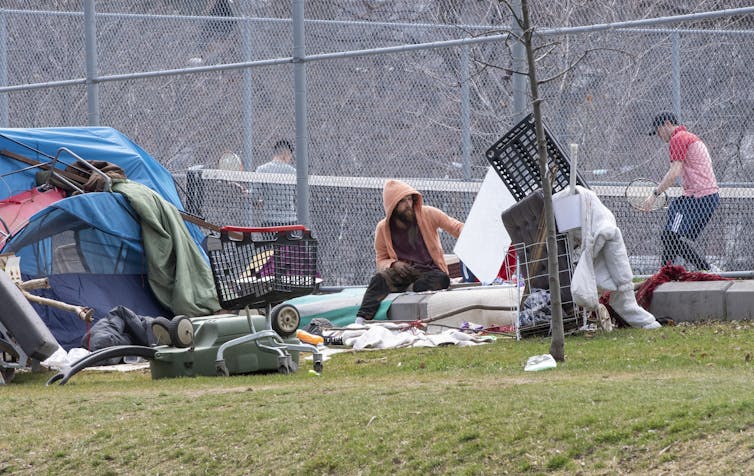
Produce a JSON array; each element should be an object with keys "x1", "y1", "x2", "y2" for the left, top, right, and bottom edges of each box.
[{"x1": 220, "y1": 225, "x2": 308, "y2": 233}]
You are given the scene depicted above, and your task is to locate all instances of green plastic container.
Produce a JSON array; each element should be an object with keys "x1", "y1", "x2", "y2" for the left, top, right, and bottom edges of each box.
[{"x1": 150, "y1": 314, "x2": 301, "y2": 379}]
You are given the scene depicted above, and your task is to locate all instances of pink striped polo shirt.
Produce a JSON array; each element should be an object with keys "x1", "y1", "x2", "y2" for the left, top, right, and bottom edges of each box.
[{"x1": 669, "y1": 126, "x2": 718, "y2": 198}]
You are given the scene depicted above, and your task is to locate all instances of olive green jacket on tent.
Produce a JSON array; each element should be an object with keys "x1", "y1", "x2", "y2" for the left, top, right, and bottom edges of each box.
[{"x1": 112, "y1": 180, "x2": 220, "y2": 316}]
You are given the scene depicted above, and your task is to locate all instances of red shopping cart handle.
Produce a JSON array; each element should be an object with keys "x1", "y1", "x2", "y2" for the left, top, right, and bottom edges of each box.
[{"x1": 220, "y1": 225, "x2": 308, "y2": 233}]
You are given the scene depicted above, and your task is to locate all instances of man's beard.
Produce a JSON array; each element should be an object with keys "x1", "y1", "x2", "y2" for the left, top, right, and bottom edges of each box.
[
  {"x1": 391, "y1": 206, "x2": 420, "y2": 249},
  {"x1": 393, "y1": 207, "x2": 415, "y2": 224}
]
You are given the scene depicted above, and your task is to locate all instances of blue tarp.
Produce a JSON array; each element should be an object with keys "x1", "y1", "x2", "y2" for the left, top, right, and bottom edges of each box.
[
  {"x1": 0, "y1": 127, "x2": 178, "y2": 203},
  {"x1": 0, "y1": 126, "x2": 205, "y2": 246},
  {"x1": 0, "y1": 127, "x2": 206, "y2": 350}
]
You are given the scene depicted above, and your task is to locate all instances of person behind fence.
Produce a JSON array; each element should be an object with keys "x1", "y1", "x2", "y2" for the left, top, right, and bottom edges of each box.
[
  {"x1": 355, "y1": 179, "x2": 464, "y2": 322},
  {"x1": 253, "y1": 140, "x2": 297, "y2": 226},
  {"x1": 643, "y1": 111, "x2": 720, "y2": 271}
]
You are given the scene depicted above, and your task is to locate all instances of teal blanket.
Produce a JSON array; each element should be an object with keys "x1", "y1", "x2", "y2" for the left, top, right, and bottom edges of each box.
[{"x1": 113, "y1": 180, "x2": 220, "y2": 316}]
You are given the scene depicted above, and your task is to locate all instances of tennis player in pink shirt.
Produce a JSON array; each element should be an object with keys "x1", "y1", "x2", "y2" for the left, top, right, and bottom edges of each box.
[{"x1": 643, "y1": 111, "x2": 719, "y2": 271}]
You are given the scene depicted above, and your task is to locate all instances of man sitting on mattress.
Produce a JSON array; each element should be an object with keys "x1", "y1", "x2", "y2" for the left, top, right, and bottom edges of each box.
[{"x1": 355, "y1": 179, "x2": 464, "y2": 322}]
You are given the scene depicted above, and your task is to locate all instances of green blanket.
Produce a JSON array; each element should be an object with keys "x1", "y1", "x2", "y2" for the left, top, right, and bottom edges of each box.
[{"x1": 112, "y1": 180, "x2": 220, "y2": 316}]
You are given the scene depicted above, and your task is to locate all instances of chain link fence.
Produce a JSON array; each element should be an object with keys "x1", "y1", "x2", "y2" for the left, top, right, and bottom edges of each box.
[{"x1": 1, "y1": 1, "x2": 752, "y2": 285}]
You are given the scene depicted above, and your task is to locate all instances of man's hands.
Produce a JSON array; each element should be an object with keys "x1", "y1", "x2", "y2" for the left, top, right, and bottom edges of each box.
[
  {"x1": 390, "y1": 260, "x2": 418, "y2": 280},
  {"x1": 641, "y1": 194, "x2": 656, "y2": 212}
]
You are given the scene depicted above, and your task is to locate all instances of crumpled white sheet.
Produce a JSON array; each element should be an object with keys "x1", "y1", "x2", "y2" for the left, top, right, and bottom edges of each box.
[
  {"x1": 335, "y1": 321, "x2": 494, "y2": 351},
  {"x1": 41, "y1": 346, "x2": 86, "y2": 370},
  {"x1": 41, "y1": 346, "x2": 148, "y2": 372}
]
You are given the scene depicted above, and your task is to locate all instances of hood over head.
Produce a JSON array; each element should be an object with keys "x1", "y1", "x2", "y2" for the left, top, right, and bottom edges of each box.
[{"x1": 382, "y1": 179, "x2": 422, "y2": 218}]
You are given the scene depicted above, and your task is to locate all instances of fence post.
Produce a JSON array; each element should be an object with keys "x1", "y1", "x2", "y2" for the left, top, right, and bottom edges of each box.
[
  {"x1": 671, "y1": 31, "x2": 681, "y2": 119},
  {"x1": 84, "y1": 0, "x2": 100, "y2": 126},
  {"x1": 0, "y1": 10, "x2": 7, "y2": 127},
  {"x1": 241, "y1": 7, "x2": 254, "y2": 171},
  {"x1": 460, "y1": 44, "x2": 471, "y2": 180},
  {"x1": 511, "y1": 0, "x2": 528, "y2": 122},
  {"x1": 293, "y1": 0, "x2": 310, "y2": 226}
]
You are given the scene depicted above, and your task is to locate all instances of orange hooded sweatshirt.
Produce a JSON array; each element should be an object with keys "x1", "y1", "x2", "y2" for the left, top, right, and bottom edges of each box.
[{"x1": 374, "y1": 179, "x2": 464, "y2": 274}]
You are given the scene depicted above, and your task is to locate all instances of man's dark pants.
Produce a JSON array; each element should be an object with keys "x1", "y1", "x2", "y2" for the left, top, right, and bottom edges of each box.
[
  {"x1": 356, "y1": 268, "x2": 450, "y2": 320},
  {"x1": 661, "y1": 193, "x2": 719, "y2": 270}
]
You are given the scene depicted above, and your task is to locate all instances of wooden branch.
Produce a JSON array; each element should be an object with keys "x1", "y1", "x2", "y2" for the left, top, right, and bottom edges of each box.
[
  {"x1": 18, "y1": 277, "x2": 50, "y2": 291},
  {"x1": 21, "y1": 289, "x2": 94, "y2": 322}
]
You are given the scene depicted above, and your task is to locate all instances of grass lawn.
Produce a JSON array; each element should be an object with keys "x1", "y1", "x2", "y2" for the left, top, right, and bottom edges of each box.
[{"x1": 2, "y1": 321, "x2": 753, "y2": 475}]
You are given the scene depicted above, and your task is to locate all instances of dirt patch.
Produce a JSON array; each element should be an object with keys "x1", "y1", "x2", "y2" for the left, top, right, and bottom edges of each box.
[
  {"x1": 562, "y1": 428, "x2": 754, "y2": 475},
  {"x1": 645, "y1": 428, "x2": 754, "y2": 475}
]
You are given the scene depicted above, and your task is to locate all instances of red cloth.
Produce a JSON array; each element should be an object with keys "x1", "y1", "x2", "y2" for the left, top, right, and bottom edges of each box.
[
  {"x1": 599, "y1": 264, "x2": 730, "y2": 327},
  {"x1": 635, "y1": 264, "x2": 730, "y2": 310},
  {"x1": 0, "y1": 186, "x2": 66, "y2": 247},
  {"x1": 497, "y1": 244, "x2": 517, "y2": 281}
]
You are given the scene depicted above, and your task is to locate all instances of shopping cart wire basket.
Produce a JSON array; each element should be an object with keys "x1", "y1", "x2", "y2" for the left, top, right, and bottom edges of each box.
[
  {"x1": 206, "y1": 225, "x2": 318, "y2": 311},
  {"x1": 206, "y1": 225, "x2": 322, "y2": 376}
]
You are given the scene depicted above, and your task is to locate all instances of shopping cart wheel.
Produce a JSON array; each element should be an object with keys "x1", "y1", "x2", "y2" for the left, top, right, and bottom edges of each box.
[
  {"x1": 1, "y1": 367, "x2": 15, "y2": 384},
  {"x1": 277, "y1": 355, "x2": 297, "y2": 375},
  {"x1": 215, "y1": 360, "x2": 229, "y2": 377},
  {"x1": 151, "y1": 317, "x2": 172, "y2": 346},
  {"x1": 169, "y1": 315, "x2": 194, "y2": 348},
  {"x1": 287, "y1": 356, "x2": 299, "y2": 374},
  {"x1": 270, "y1": 304, "x2": 300, "y2": 338}
]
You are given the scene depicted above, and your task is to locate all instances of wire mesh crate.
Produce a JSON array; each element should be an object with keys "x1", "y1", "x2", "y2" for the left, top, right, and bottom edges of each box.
[
  {"x1": 510, "y1": 235, "x2": 582, "y2": 338},
  {"x1": 206, "y1": 225, "x2": 318, "y2": 310},
  {"x1": 485, "y1": 113, "x2": 588, "y2": 201}
]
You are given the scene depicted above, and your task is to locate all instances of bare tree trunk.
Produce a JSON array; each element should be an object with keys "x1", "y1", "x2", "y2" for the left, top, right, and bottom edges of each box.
[{"x1": 518, "y1": 0, "x2": 565, "y2": 361}]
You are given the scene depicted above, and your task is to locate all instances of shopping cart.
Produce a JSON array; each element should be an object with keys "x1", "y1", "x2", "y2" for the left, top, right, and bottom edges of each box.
[{"x1": 206, "y1": 225, "x2": 323, "y2": 376}]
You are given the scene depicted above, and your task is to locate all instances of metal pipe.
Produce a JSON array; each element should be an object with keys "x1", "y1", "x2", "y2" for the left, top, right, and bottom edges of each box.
[
  {"x1": 292, "y1": 0, "x2": 310, "y2": 227},
  {"x1": 55, "y1": 147, "x2": 112, "y2": 192},
  {"x1": 460, "y1": 44, "x2": 471, "y2": 180},
  {"x1": 671, "y1": 32, "x2": 681, "y2": 119},
  {"x1": 240, "y1": 8, "x2": 254, "y2": 172},
  {"x1": 3, "y1": 6, "x2": 753, "y2": 95},
  {"x1": 3, "y1": 7, "x2": 752, "y2": 35},
  {"x1": 0, "y1": 10, "x2": 8, "y2": 126},
  {"x1": 84, "y1": 0, "x2": 99, "y2": 125},
  {"x1": 511, "y1": 0, "x2": 527, "y2": 123}
]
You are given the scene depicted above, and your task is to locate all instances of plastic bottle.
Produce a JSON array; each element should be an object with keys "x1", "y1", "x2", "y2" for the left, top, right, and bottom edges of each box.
[{"x1": 296, "y1": 329, "x2": 324, "y2": 345}]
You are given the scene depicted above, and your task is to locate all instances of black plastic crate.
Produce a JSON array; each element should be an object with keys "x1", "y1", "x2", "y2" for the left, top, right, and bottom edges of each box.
[
  {"x1": 206, "y1": 225, "x2": 318, "y2": 310},
  {"x1": 485, "y1": 113, "x2": 588, "y2": 201}
]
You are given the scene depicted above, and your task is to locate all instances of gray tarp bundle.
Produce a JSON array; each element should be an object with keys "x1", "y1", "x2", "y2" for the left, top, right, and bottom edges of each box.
[
  {"x1": 82, "y1": 305, "x2": 158, "y2": 350},
  {"x1": 81, "y1": 306, "x2": 159, "y2": 366}
]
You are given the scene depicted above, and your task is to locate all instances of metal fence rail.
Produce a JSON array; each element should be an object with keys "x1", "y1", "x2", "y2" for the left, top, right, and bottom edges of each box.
[{"x1": 1, "y1": 2, "x2": 752, "y2": 284}]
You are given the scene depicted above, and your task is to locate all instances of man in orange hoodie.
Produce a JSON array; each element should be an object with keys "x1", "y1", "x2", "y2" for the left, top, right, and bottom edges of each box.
[{"x1": 355, "y1": 179, "x2": 464, "y2": 321}]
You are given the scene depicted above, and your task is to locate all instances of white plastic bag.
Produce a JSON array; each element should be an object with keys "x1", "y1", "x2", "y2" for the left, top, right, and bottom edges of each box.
[{"x1": 524, "y1": 354, "x2": 557, "y2": 371}]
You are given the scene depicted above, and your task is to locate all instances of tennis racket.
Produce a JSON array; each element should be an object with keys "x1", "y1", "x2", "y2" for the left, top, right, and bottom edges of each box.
[{"x1": 625, "y1": 178, "x2": 667, "y2": 211}]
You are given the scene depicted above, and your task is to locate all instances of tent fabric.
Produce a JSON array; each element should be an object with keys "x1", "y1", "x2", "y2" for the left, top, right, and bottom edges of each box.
[
  {"x1": 30, "y1": 274, "x2": 171, "y2": 351},
  {"x1": 4, "y1": 193, "x2": 146, "y2": 276},
  {"x1": 0, "y1": 186, "x2": 66, "y2": 248},
  {"x1": 0, "y1": 127, "x2": 178, "y2": 203},
  {"x1": 112, "y1": 180, "x2": 220, "y2": 316},
  {"x1": 0, "y1": 127, "x2": 215, "y2": 350},
  {"x1": 0, "y1": 126, "x2": 205, "y2": 247}
]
